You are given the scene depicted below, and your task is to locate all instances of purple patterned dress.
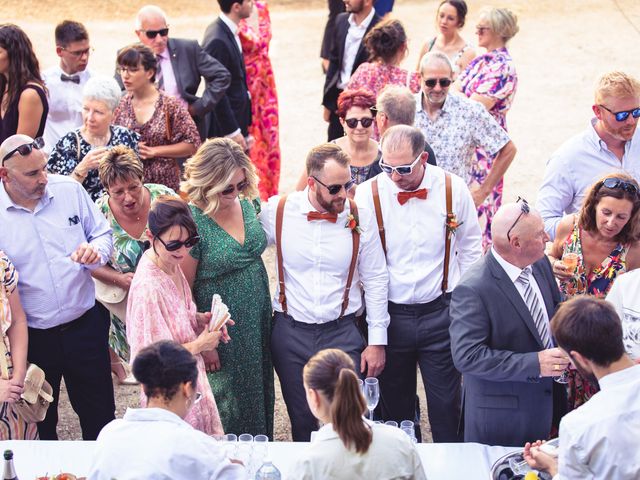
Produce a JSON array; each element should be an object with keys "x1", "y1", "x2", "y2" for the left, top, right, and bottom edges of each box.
[{"x1": 459, "y1": 47, "x2": 517, "y2": 247}]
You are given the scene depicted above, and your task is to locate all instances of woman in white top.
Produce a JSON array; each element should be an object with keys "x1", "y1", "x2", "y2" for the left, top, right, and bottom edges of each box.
[
  {"x1": 288, "y1": 348, "x2": 426, "y2": 480},
  {"x1": 88, "y1": 340, "x2": 244, "y2": 480}
]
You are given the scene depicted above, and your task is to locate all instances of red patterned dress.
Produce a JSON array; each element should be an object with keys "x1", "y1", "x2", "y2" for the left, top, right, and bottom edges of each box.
[{"x1": 239, "y1": 0, "x2": 281, "y2": 200}]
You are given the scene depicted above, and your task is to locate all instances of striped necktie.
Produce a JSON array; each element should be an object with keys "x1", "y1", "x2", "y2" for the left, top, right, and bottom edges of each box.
[{"x1": 516, "y1": 267, "x2": 552, "y2": 348}]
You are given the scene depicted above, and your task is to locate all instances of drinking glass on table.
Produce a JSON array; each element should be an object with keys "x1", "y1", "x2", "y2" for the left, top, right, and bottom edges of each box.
[
  {"x1": 364, "y1": 377, "x2": 379, "y2": 421},
  {"x1": 237, "y1": 433, "x2": 253, "y2": 466},
  {"x1": 224, "y1": 433, "x2": 238, "y2": 458}
]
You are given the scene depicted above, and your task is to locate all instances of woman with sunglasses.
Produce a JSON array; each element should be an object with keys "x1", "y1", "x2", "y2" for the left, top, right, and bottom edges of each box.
[
  {"x1": 457, "y1": 7, "x2": 519, "y2": 248},
  {"x1": 181, "y1": 138, "x2": 274, "y2": 438},
  {"x1": 127, "y1": 196, "x2": 227, "y2": 435},
  {"x1": 548, "y1": 173, "x2": 640, "y2": 411},
  {"x1": 113, "y1": 43, "x2": 200, "y2": 192},
  {"x1": 0, "y1": 24, "x2": 48, "y2": 143},
  {"x1": 88, "y1": 340, "x2": 245, "y2": 479}
]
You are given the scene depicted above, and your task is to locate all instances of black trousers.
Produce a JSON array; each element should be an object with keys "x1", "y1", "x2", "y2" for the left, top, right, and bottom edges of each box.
[
  {"x1": 27, "y1": 302, "x2": 115, "y2": 440},
  {"x1": 327, "y1": 109, "x2": 344, "y2": 141},
  {"x1": 271, "y1": 311, "x2": 365, "y2": 441},
  {"x1": 378, "y1": 296, "x2": 462, "y2": 442}
]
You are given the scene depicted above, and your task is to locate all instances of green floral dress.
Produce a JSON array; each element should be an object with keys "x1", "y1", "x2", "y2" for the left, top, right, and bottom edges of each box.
[
  {"x1": 189, "y1": 199, "x2": 274, "y2": 437},
  {"x1": 96, "y1": 183, "x2": 176, "y2": 360}
]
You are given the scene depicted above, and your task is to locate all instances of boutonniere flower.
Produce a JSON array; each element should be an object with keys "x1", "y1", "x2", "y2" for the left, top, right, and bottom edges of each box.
[
  {"x1": 345, "y1": 213, "x2": 362, "y2": 234},
  {"x1": 446, "y1": 213, "x2": 464, "y2": 235}
]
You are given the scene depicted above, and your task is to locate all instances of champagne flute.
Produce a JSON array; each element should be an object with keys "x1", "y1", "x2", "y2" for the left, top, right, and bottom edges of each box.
[{"x1": 364, "y1": 377, "x2": 379, "y2": 421}]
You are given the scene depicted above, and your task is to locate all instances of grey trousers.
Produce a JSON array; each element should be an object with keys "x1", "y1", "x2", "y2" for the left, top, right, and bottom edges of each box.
[{"x1": 271, "y1": 311, "x2": 365, "y2": 441}]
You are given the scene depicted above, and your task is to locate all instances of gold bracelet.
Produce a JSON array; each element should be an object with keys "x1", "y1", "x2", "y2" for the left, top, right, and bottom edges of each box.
[{"x1": 72, "y1": 169, "x2": 86, "y2": 180}]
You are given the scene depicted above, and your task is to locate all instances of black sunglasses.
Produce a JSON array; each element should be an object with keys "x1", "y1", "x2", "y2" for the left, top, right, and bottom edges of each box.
[
  {"x1": 344, "y1": 117, "x2": 374, "y2": 129},
  {"x1": 221, "y1": 179, "x2": 249, "y2": 196},
  {"x1": 156, "y1": 235, "x2": 200, "y2": 252},
  {"x1": 507, "y1": 196, "x2": 530, "y2": 241},
  {"x1": 600, "y1": 177, "x2": 639, "y2": 195},
  {"x1": 142, "y1": 28, "x2": 169, "y2": 39},
  {"x1": 312, "y1": 176, "x2": 355, "y2": 195},
  {"x1": 2, "y1": 137, "x2": 45, "y2": 165},
  {"x1": 424, "y1": 78, "x2": 452, "y2": 89},
  {"x1": 599, "y1": 105, "x2": 640, "y2": 122}
]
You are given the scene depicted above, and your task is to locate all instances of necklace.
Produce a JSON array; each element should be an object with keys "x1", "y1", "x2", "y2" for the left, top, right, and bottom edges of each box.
[{"x1": 81, "y1": 128, "x2": 110, "y2": 147}]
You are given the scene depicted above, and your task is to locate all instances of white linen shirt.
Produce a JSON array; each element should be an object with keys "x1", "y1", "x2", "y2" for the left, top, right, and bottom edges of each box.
[
  {"x1": 413, "y1": 92, "x2": 510, "y2": 184},
  {"x1": 338, "y1": 8, "x2": 376, "y2": 89},
  {"x1": 88, "y1": 408, "x2": 245, "y2": 480},
  {"x1": 259, "y1": 189, "x2": 389, "y2": 345},
  {"x1": 536, "y1": 119, "x2": 640, "y2": 239},
  {"x1": 354, "y1": 165, "x2": 482, "y2": 305},
  {"x1": 555, "y1": 364, "x2": 640, "y2": 480},
  {"x1": 287, "y1": 421, "x2": 427, "y2": 480},
  {"x1": 42, "y1": 66, "x2": 92, "y2": 154},
  {"x1": 606, "y1": 269, "x2": 640, "y2": 361}
]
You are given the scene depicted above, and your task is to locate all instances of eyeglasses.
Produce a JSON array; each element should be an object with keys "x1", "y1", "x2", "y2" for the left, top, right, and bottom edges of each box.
[
  {"x1": 116, "y1": 66, "x2": 141, "y2": 75},
  {"x1": 599, "y1": 177, "x2": 639, "y2": 195},
  {"x1": 155, "y1": 234, "x2": 200, "y2": 252},
  {"x1": 220, "y1": 179, "x2": 249, "y2": 196},
  {"x1": 344, "y1": 117, "x2": 375, "y2": 129},
  {"x1": 109, "y1": 183, "x2": 143, "y2": 199},
  {"x1": 475, "y1": 26, "x2": 491, "y2": 34},
  {"x1": 312, "y1": 176, "x2": 355, "y2": 195},
  {"x1": 599, "y1": 105, "x2": 640, "y2": 122},
  {"x1": 61, "y1": 46, "x2": 93, "y2": 57},
  {"x1": 140, "y1": 28, "x2": 169, "y2": 39},
  {"x1": 423, "y1": 78, "x2": 452, "y2": 89},
  {"x1": 506, "y1": 196, "x2": 530, "y2": 241},
  {"x1": 379, "y1": 152, "x2": 422, "y2": 176},
  {"x1": 1, "y1": 137, "x2": 45, "y2": 165}
]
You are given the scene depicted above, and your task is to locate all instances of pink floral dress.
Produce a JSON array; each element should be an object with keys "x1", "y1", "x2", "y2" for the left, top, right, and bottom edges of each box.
[{"x1": 126, "y1": 253, "x2": 223, "y2": 435}]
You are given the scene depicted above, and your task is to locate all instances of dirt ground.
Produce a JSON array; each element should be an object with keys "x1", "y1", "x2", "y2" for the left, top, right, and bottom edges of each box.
[{"x1": 6, "y1": 0, "x2": 640, "y2": 441}]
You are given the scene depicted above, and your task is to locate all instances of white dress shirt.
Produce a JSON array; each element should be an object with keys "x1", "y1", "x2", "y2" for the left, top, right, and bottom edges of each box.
[
  {"x1": 606, "y1": 269, "x2": 640, "y2": 361},
  {"x1": 287, "y1": 421, "x2": 426, "y2": 480},
  {"x1": 260, "y1": 189, "x2": 389, "y2": 345},
  {"x1": 88, "y1": 408, "x2": 245, "y2": 480},
  {"x1": 156, "y1": 48, "x2": 188, "y2": 109},
  {"x1": 42, "y1": 65, "x2": 92, "y2": 154},
  {"x1": 338, "y1": 8, "x2": 376, "y2": 89},
  {"x1": 555, "y1": 364, "x2": 640, "y2": 480},
  {"x1": 536, "y1": 119, "x2": 640, "y2": 239},
  {"x1": 354, "y1": 166, "x2": 482, "y2": 305}
]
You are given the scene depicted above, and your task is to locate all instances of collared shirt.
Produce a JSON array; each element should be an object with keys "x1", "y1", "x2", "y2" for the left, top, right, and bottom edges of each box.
[
  {"x1": 88, "y1": 408, "x2": 245, "y2": 480},
  {"x1": 413, "y1": 92, "x2": 510, "y2": 183},
  {"x1": 156, "y1": 48, "x2": 188, "y2": 109},
  {"x1": 219, "y1": 12, "x2": 243, "y2": 54},
  {"x1": 42, "y1": 65, "x2": 92, "y2": 154},
  {"x1": 606, "y1": 269, "x2": 640, "y2": 361},
  {"x1": 491, "y1": 247, "x2": 551, "y2": 337},
  {"x1": 0, "y1": 175, "x2": 112, "y2": 329},
  {"x1": 259, "y1": 188, "x2": 389, "y2": 344},
  {"x1": 338, "y1": 8, "x2": 376, "y2": 89},
  {"x1": 555, "y1": 364, "x2": 640, "y2": 480},
  {"x1": 354, "y1": 166, "x2": 482, "y2": 304},
  {"x1": 536, "y1": 119, "x2": 640, "y2": 240}
]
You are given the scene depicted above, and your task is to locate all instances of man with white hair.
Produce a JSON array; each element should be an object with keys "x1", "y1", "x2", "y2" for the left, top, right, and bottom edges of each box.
[{"x1": 118, "y1": 5, "x2": 231, "y2": 140}]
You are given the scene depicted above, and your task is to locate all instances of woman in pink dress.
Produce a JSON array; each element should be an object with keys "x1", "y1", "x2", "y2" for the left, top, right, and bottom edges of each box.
[
  {"x1": 126, "y1": 196, "x2": 226, "y2": 435},
  {"x1": 239, "y1": 0, "x2": 281, "y2": 200}
]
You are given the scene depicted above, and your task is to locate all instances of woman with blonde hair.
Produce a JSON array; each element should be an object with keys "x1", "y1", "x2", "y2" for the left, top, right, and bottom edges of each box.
[
  {"x1": 182, "y1": 138, "x2": 274, "y2": 437},
  {"x1": 288, "y1": 349, "x2": 426, "y2": 479}
]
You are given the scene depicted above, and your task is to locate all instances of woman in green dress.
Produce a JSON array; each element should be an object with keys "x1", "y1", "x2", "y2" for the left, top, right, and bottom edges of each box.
[{"x1": 182, "y1": 138, "x2": 274, "y2": 437}]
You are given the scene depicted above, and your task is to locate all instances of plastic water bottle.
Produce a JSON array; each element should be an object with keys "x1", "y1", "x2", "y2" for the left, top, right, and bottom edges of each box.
[{"x1": 254, "y1": 457, "x2": 281, "y2": 480}]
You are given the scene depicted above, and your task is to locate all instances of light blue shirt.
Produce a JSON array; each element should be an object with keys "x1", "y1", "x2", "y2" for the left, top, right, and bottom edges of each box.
[
  {"x1": 536, "y1": 119, "x2": 640, "y2": 240},
  {"x1": 0, "y1": 174, "x2": 112, "y2": 329}
]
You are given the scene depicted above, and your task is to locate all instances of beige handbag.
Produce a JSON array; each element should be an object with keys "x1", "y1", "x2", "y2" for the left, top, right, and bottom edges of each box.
[{"x1": 94, "y1": 278, "x2": 128, "y2": 321}]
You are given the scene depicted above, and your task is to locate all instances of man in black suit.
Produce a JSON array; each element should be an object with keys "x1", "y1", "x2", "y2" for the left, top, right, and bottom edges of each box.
[
  {"x1": 450, "y1": 200, "x2": 570, "y2": 447},
  {"x1": 322, "y1": 0, "x2": 380, "y2": 141},
  {"x1": 123, "y1": 5, "x2": 231, "y2": 141},
  {"x1": 202, "y1": 0, "x2": 253, "y2": 151}
]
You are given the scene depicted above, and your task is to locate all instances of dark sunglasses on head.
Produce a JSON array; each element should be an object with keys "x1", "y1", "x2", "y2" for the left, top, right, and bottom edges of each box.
[
  {"x1": 344, "y1": 117, "x2": 375, "y2": 129},
  {"x1": 156, "y1": 235, "x2": 200, "y2": 252},
  {"x1": 506, "y1": 196, "x2": 529, "y2": 241},
  {"x1": 312, "y1": 176, "x2": 355, "y2": 195},
  {"x1": 424, "y1": 78, "x2": 452, "y2": 89},
  {"x1": 2, "y1": 137, "x2": 45, "y2": 165},
  {"x1": 379, "y1": 153, "x2": 422, "y2": 176},
  {"x1": 600, "y1": 177, "x2": 639, "y2": 195},
  {"x1": 599, "y1": 105, "x2": 640, "y2": 122},
  {"x1": 142, "y1": 28, "x2": 169, "y2": 39},
  {"x1": 220, "y1": 179, "x2": 249, "y2": 196}
]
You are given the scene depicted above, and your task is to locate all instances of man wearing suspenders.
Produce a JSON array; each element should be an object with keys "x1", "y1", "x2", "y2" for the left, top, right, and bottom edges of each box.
[
  {"x1": 260, "y1": 143, "x2": 389, "y2": 441},
  {"x1": 355, "y1": 125, "x2": 482, "y2": 442}
]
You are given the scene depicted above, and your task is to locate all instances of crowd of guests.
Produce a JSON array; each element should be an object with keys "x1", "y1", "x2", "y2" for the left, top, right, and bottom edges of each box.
[{"x1": 1, "y1": 0, "x2": 640, "y2": 479}]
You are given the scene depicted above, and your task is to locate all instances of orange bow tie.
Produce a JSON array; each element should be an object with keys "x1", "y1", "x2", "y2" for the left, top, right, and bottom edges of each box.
[
  {"x1": 307, "y1": 211, "x2": 338, "y2": 223},
  {"x1": 397, "y1": 188, "x2": 428, "y2": 205}
]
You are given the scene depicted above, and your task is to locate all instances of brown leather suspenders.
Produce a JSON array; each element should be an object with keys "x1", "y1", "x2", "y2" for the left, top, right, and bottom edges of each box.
[{"x1": 275, "y1": 196, "x2": 360, "y2": 318}]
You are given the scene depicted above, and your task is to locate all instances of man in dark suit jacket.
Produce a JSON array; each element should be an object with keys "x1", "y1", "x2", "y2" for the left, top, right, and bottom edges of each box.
[
  {"x1": 322, "y1": 0, "x2": 380, "y2": 141},
  {"x1": 202, "y1": 0, "x2": 253, "y2": 151},
  {"x1": 450, "y1": 201, "x2": 570, "y2": 447},
  {"x1": 118, "y1": 5, "x2": 231, "y2": 141}
]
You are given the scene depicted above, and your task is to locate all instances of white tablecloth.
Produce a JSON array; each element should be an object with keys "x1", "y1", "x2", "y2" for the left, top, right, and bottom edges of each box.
[{"x1": 0, "y1": 439, "x2": 519, "y2": 479}]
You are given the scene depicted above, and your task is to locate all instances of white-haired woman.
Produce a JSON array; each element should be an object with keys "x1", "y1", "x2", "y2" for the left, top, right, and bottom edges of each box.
[{"x1": 47, "y1": 75, "x2": 140, "y2": 201}]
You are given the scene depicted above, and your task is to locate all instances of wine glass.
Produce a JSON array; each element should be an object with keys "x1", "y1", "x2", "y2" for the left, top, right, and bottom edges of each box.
[
  {"x1": 364, "y1": 377, "x2": 379, "y2": 421},
  {"x1": 237, "y1": 433, "x2": 253, "y2": 467},
  {"x1": 385, "y1": 420, "x2": 398, "y2": 428}
]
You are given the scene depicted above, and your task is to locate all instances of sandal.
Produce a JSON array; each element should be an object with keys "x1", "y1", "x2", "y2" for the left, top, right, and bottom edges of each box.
[{"x1": 111, "y1": 360, "x2": 138, "y2": 385}]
